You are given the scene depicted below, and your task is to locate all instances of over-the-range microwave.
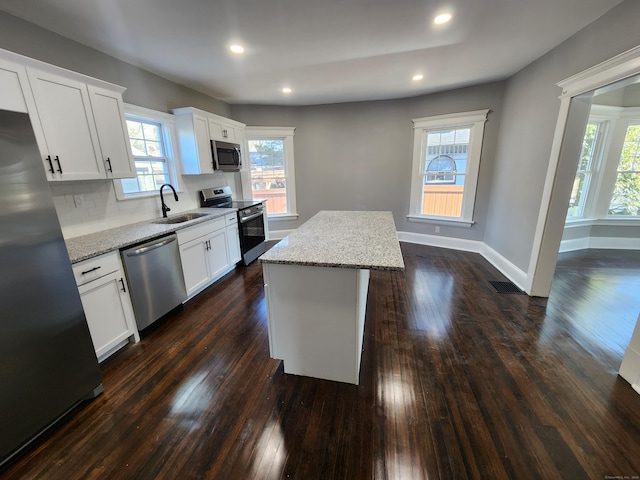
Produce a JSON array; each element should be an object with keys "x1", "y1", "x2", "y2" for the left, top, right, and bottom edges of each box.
[{"x1": 211, "y1": 140, "x2": 242, "y2": 172}]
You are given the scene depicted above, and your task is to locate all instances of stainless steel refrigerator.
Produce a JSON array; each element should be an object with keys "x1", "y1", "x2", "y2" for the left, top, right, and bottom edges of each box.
[{"x1": 0, "y1": 110, "x2": 102, "y2": 466}]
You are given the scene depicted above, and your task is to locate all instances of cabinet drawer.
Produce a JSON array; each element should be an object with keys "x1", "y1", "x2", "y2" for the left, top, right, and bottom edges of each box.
[
  {"x1": 72, "y1": 251, "x2": 120, "y2": 286},
  {"x1": 177, "y1": 216, "x2": 226, "y2": 244},
  {"x1": 225, "y1": 212, "x2": 237, "y2": 226}
]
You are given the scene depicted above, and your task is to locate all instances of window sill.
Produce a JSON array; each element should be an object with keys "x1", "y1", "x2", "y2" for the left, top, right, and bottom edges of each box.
[
  {"x1": 114, "y1": 186, "x2": 184, "y2": 202},
  {"x1": 267, "y1": 213, "x2": 299, "y2": 220},
  {"x1": 406, "y1": 215, "x2": 474, "y2": 228},
  {"x1": 564, "y1": 217, "x2": 640, "y2": 228}
]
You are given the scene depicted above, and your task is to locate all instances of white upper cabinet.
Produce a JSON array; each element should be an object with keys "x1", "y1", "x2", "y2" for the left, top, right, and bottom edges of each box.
[
  {"x1": 88, "y1": 85, "x2": 136, "y2": 179},
  {"x1": 0, "y1": 47, "x2": 135, "y2": 182},
  {"x1": 174, "y1": 109, "x2": 216, "y2": 174},
  {"x1": 173, "y1": 106, "x2": 246, "y2": 175},
  {"x1": 0, "y1": 57, "x2": 29, "y2": 113},
  {"x1": 209, "y1": 117, "x2": 240, "y2": 142},
  {"x1": 28, "y1": 68, "x2": 106, "y2": 181}
]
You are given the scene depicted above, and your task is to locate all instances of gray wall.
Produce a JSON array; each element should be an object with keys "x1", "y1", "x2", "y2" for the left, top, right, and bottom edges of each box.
[
  {"x1": 0, "y1": 11, "x2": 230, "y2": 116},
  {"x1": 562, "y1": 224, "x2": 640, "y2": 242},
  {"x1": 1, "y1": 3, "x2": 638, "y2": 265},
  {"x1": 484, "y1": 0, "x2": 640, "y2": 271},
  {"x1": 232, "y1": 81, "x2": 505, "y2": 240}
]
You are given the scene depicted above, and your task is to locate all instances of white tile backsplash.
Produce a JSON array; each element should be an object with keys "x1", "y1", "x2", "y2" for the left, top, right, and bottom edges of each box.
[{"x1": 51, "y1": 173, "x2": 241, "y2": 239}]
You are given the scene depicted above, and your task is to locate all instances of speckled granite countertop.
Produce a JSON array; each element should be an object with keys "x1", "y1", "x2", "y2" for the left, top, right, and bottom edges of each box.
[
  {"x1": 65, "y1": 208, "x2": 236, "y2": 264},
  {"x1": 260, "y1": 211, "x2": 404, "y2": 271}
]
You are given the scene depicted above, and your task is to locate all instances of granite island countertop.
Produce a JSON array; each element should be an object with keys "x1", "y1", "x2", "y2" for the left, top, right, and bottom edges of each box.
[
  {"x1": 260, "y1": 210, "x2": 404, "y2": 271},
  {"x1": 65, "y1": 208, "x2": 236, "y2": 264}
]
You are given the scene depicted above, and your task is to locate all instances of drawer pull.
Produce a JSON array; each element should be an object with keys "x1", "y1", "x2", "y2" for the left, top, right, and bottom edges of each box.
[
  {"x1": 119, "y1": 278, "x2": 127, "y2": 293},
  {"x1": 81, "y1": 266, "x2": 101, "y2": 275}
]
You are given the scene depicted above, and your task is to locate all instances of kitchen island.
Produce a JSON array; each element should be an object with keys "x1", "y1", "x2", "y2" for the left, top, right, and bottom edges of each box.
[{"x1": 260, "y1": 211, "x2": 404, "y2": 384}]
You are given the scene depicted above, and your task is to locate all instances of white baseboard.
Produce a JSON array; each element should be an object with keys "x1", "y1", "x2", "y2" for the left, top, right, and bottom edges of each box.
[
  {"x1": 560, "y1": 236, "x2": 640, "y2": 252},
  {"x1": 479, "y1": 244, "x2": 528, "y2": 291},
  {"x1": 559, "y1": 237, "x2": 589, "y2": 253},
  {"x1": 398, "y1": 231, "x2": 483, "y2": 253},
  {"x1": 398, "y1": 231, "x2": 528, "y2": 292}
]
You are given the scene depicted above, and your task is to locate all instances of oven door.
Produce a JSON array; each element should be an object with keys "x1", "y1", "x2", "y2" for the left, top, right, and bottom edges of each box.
[{"x1": 239, "y1": 208, "x2": 267, "y2": 264}]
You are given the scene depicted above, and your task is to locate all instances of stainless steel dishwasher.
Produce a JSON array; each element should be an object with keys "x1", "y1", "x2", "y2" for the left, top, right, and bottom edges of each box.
[{"x1": 121, "y1": 234, "x2": 187, "y2": 331}]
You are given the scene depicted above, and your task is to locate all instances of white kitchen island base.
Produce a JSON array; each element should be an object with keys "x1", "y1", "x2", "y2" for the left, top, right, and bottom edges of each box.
[
  {"x1": 260, "y1": 211, "x2": 404, "y2": 386},
  {"x1": 263, "y1": 263, "x2": 370, "y2": 385}
]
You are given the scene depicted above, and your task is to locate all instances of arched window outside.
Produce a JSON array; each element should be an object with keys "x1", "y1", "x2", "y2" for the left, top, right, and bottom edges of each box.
[{"x1": 426, "y1": 155, "x2": 456, "y2": 184}]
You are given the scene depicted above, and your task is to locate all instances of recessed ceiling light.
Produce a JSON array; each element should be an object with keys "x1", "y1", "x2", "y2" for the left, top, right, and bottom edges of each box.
[
  {"x1": 412, "y1": 74, "x2": 424, "y2": 81},
  {"x1": 229, "y1": 44, "x2": 244, "y2": 54},
  {"x1": 434, "y1": 13, "x2": 452, "y2": 25},
  {"x1": 282, "y1": 87, "x2": 292, "y2": 94}
]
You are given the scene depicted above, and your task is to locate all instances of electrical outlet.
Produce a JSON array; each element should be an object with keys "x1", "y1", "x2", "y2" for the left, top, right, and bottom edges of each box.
[
  {"x1": 73, "y1": 194, "x2": 84, "y2": 208},
  {"x1": 435, "y1": 226, "x2": 440, "y2": 233}
]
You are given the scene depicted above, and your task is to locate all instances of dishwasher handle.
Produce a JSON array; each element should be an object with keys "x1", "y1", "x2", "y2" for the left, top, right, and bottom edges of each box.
[{"x1": 125, "y1": 236, "x2": 177, "y2": 256}]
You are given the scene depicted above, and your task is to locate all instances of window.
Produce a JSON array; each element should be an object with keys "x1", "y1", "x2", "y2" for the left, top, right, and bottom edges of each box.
[
  {"x1": 608, "y1": 123, "x2": 640, "y2": 216},
  {"x1": 114, "y1": 105, "x2": 179, "y2": 199},
  {"x1": 426, "y1": 155, "x2": 457, "y2": 184},
  {"x1": 567, "y1": 121, "x2": 605, "y2": 218},
  {"x1": 409, "y1": 110, "x2": 489, "y2": 225},
  {"x1": 565, "y1": 106, "x2": 640, "y2": 222},
  {"x1": 244, "y1": 127, "x2": 296, "y2": 217}
]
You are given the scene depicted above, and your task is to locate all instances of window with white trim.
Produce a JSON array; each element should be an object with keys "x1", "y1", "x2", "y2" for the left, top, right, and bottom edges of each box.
[
  {"x1": 566, "y1": 106, "x2": 640, "y2": 221},
  {"x1": 409, "y1": 110, "x2": 489, "y2": 225},
  {"x1": 567, "y1": 121, "x2": 607, "y2": 218},
  {"x1": 609, "y1": 122, "x2": 640, "y2": 216},
  {"x1": 114, "y1": 105, "x2": 180, "y2": 200},
  {"x1": 245, "y1": 127, "x2": 297, "y2": 217}
]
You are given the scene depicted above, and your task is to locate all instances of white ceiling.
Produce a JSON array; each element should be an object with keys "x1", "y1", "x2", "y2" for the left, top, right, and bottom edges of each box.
[{"x1": 0, "y1": 0, "x2": 624, "y2": 106}]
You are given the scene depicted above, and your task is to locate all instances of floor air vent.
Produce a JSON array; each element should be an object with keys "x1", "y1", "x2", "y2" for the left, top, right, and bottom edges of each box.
[{"x1": 489, "y1": 280, "x2": 525, "y2": 294}]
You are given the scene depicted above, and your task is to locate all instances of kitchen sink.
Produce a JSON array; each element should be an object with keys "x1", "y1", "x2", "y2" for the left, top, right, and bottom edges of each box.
[{"x1": 153, "y1": 212, "x2": 211, "y2": 224}]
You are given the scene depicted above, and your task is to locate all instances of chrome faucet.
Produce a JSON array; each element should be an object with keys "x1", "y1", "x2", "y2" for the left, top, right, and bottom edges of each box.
[{"x1": 160, "y1": 183, "x2": 178, "y2": 218}]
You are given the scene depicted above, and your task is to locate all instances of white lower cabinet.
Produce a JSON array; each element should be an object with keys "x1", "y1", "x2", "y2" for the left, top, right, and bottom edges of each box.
[
  {"x1": 227, "y1": 223, "x2": 242, "y2": 265},
  {"x1": 73, "y1": 251, "x2": 139, "y2": 362},
  {"x1": 178, "y1": 213, "x2": 241, "y2": 299}
]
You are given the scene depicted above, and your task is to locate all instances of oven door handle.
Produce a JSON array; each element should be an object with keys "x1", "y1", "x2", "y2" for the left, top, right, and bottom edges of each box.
[{"x1": 240, "y1": 210, "x2": 264, "y2": 223}]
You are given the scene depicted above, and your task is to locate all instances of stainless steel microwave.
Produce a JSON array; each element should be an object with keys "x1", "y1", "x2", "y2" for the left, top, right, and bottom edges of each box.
[{"x1": 211, "y1": 140, "x2": 242, "y2": 172}]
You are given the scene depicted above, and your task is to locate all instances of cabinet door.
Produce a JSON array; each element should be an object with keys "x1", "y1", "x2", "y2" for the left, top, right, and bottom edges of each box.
[
  {"x1": 88, "y1": 85, "x2": 136, "y2": 179},
  {"x1": 78, "y1": 271, "x2": 136, "y2": 361},
  {"x1": 194, "y1": 114, "x2": 215, "y2": 173},
  {"x1": 0, "y1": 58, "x2": 29, "y2": 113},
  {"x1": 28, "y1": 68, "x2": 104, "y2": 180},
  {"x1": 209, "y1": 119, "x2": 237, "y2": 142},
  {"x1": 179, "y1": 238, "x2": 211, "y2": 297},
  {"x1": 206, "y1": 229, "x2": 230, "y2": 281},
  {"x1": 227, "y1": 225, "x2": 241, "y2": 265}
]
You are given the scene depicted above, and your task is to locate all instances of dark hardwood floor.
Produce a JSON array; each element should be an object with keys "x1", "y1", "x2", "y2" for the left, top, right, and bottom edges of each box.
[{"x1": 2, "y1": 243, "x2": 640, "y2": 479}]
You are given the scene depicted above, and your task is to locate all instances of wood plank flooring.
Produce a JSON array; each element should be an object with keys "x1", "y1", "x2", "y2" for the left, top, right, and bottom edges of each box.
[{"x1": 2, "y1": 243, "x2": 640, "y2": 479}]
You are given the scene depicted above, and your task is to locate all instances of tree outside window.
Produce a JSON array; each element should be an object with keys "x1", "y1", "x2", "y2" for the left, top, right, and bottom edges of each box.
[
  {"x1": 245, "y1": 127, "x2": 297, "y2": 217},
  {"x1": 609, "y1": 123, "x2": 640, "y2": 216}
]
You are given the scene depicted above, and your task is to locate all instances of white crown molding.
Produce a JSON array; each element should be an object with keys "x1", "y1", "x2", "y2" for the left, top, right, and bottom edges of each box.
[{"x1": 557, "y1": 44, "x2": 640, "y2": 98}]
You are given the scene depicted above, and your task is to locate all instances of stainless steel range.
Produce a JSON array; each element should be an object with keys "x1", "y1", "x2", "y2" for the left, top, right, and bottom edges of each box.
[{"x1": 200, "y1": 186, "x2": 267, "y2": 265}]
